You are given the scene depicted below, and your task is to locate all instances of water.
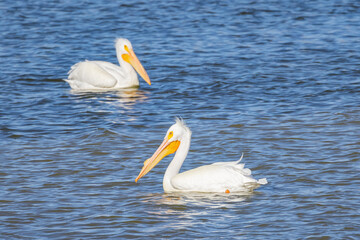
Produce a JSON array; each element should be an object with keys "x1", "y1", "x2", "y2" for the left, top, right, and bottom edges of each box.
[{"x1": 1, "y1": 0, "x2": 359, "y2": 239}]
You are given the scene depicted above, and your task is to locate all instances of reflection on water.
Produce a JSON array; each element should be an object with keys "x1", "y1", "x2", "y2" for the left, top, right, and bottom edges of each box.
[
  {"x1": 68, "y1": 88, "x2": 150, "y2": 123},
  {"x1": 162, "y1": 192, "x2": 252, "y2": 208},
  {"x1": 142, "y1": 192, "x2": 251, "y2": 210},
  {"x1": 137, "y1": 192, "x2": 255, "y2": 234},
  {"x1": 70, "y1": 88, "x2": 149, "y2": 110},
  {"x1": 113, "y1": 89, "x2": 149, "y2": 109}
]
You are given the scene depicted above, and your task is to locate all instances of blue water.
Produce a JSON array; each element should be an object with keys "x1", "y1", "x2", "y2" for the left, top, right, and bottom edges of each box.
[{"x1": 1, "y1": 0, "x2": 360, "y2": 239}]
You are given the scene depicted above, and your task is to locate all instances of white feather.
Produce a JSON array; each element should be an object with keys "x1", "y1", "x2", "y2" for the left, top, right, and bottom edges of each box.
[
  {"x1": 64, "y1": 38, "x2": 149, "y2": 90},
  {"x1": 138, "y1": 118, "x2": 267, "y2": 193}
]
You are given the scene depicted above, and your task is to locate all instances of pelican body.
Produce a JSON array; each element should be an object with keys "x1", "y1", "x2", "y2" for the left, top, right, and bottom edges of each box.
[
  {"x1": 135, "y1": 119, "x2": 267, "y2": 193},
  {"x1": 65, "y1": 38, "x2": 151, "y2": 90}
]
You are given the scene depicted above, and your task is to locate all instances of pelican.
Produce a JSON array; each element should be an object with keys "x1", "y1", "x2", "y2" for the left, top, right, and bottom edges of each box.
[
  {"x1": 65, "y1": 38, "x2": 151, "y2": 90},
  {"x1": 135, "y1": 118, "x2": 267, "y2": 193}
]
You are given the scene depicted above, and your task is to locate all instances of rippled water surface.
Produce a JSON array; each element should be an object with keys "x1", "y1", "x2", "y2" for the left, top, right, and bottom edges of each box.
[{"x1": 1, "y1": 0, "x2": 360, "y2": 239}]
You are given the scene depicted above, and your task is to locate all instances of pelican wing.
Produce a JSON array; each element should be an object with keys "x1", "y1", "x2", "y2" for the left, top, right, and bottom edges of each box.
[
  {"x1": 67, "y1": 61, "x2": 123, "y2": 89},
  {"x1": 171, "y1": 161, "x2": 266, "y2": 193}
]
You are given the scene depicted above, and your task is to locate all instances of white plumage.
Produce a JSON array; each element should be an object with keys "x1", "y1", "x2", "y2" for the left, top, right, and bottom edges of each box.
[
  {"x1": 65, "y1": 38, "x2": 151, "y2": 90},
  {"x1": 135, "y1": 118, "x2": 267, "y2": 193}
]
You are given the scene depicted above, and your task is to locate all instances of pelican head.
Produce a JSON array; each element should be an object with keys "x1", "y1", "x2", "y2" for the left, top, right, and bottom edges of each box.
[
  {"x1": 115, "y1": 38, "x2": 151, "y2": 85},
  {"x1": 135, "y1": 118, "x2": 191, "y2": 182},
  {"x1": 166, "y1": 118, "x2": 191, "y2": 142}
]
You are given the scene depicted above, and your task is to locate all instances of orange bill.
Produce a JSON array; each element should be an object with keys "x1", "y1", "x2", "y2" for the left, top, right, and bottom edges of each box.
[
  {"x1": 135, "y1": 139, "x2": 180, "y2": 182},
  {"x1": 122, "y1": 46, "x2": 151, "y2": 85}
]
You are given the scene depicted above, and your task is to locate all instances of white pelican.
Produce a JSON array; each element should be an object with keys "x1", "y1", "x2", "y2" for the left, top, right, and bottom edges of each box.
[
  {"x1": 135, "y1": 118, "x2": 267, "y2": 193},
  {"x1": 65, "y1": 38, "x2": 151, "y2": 90}
]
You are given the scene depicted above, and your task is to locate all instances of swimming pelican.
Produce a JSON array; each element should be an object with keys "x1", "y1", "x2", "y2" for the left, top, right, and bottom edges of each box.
[
  {"x1": 135, "y1": 118, "x2": 267, "y2": 193},
  {"x1": 65, "y1": 38, "x2": 151, "y2": 90}
]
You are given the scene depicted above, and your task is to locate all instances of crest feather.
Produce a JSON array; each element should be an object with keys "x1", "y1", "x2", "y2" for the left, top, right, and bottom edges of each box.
[{"x1": 174, "y1": 117, "x2": 191, "y2": 135}]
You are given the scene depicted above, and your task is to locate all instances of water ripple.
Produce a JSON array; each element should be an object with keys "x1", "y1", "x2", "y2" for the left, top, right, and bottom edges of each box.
[{"x1": 1, "y1": 0, "x2": 360, "y2": 239}]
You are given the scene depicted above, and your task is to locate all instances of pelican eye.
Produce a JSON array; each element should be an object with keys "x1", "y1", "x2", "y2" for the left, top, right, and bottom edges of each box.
[
  {"x1": 167, "y1": 131, "x2": 173, "y2": 140},
  {"x1": 124, "y1": 45, "x2": 130, "y2": 52}
]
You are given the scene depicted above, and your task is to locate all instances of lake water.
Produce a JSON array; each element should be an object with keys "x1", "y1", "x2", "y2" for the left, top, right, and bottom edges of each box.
[{"x1": 1, "y1": 0, "x2": 360, "y2": 239}]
